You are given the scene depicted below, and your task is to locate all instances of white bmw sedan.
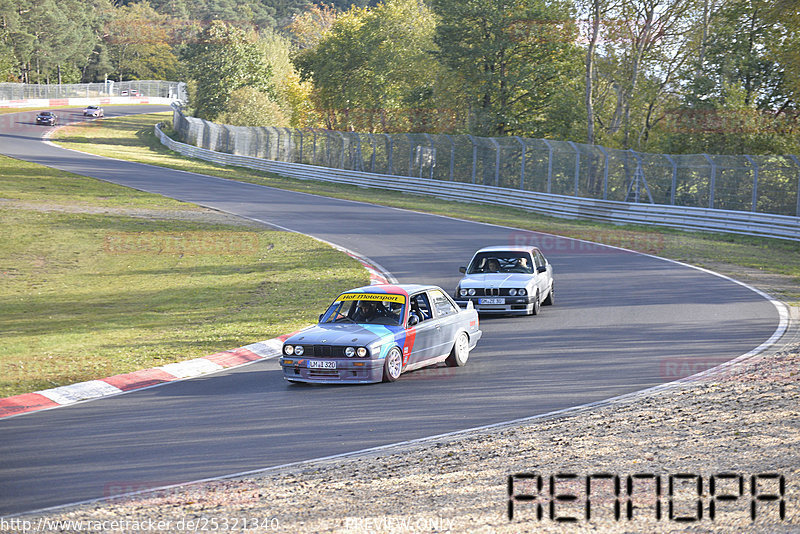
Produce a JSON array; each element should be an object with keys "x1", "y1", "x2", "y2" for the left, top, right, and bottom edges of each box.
[{"x1": 454, "y1": 245, "x2": 554, "y2": 315}]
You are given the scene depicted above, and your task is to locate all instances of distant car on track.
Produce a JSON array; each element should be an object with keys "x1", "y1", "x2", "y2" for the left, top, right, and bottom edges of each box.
[
  {"x1": 455, "y1": 245, "x2": 554, "y2": 315},
  {"x1": 82, "y1": 105, "x2": 104, "y2": 118},
  {"x1": 280, "y1": 284, "x2": 482, "y2": 384},
  {"x1": 35, "y1": 111, "x2": 58, "y2": 126}
]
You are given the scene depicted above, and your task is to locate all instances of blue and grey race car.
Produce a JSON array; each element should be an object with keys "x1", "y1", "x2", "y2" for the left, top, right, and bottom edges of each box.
[{"x1": 280, "y1": 284, "x2": 482, "y2": 383}]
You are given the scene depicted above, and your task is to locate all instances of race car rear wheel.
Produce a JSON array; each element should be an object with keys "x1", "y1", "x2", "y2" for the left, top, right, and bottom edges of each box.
[
  {"x1": 445, "y1": 332, "x2": 470, "y2": 367},
  {"x1": 383, "y1": 347, "x2": 403, "y2": 382}
]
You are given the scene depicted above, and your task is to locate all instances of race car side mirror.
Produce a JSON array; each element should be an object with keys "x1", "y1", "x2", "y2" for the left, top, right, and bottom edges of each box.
[
  {"x1": 407, "y1": 314, "x2": 420, "y2": 327},
  {"x1": 459, "y1": 266, "x2": 467, "y2": 273},
  {"x1": 537, "y1": 265, "x2": 547, "y2": 273}
]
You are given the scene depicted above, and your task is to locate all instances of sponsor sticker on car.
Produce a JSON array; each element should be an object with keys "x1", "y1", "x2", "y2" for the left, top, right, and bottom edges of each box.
[{"x1": 336, "y1": 293, "x2": 406, "y2": 303}]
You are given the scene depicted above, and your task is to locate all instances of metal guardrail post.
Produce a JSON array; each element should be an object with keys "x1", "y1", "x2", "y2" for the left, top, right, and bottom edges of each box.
[
  {"x1": 542, "y1": 139, "x2": 553, "y2": 194},
  {"x1": 514, "y1": 136, "x2": 526, "y2": 189},
  {"x1": 702, "y1": 153, "x2": 716, "y2": 209},
  {"x1": 744, "y1": 155, "x2": 758, "y2": 212}
]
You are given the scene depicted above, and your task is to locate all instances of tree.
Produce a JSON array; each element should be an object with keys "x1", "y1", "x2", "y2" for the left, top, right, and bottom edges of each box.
[
  {"x1": 182, "y1": 20, "x2": 274, "y2": 120},
  {"x1": 295, "y1": 0, "x2": 457, "y2": 132},
  {"x1": 431, "y1": 0, "x2": 580, "y2": 137},
  {"x1": 104, "y1": 1, "x2": 180, "y2": 81}
]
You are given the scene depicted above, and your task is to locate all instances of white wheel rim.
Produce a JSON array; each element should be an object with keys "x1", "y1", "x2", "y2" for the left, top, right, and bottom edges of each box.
[
  {"x1": 388, "y1": 350, "x2": 402, "y2": 378},
  {"x1": 457, "y1": 334, "x2": 469, "y2": 363}
]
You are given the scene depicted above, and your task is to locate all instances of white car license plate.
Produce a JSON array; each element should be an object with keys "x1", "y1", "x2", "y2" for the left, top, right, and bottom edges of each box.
[
  {"x1": 308, "y1": 360, "x2": 336, "y2": 369},
  {"x1": 479, "y1": 297, "x2": 505, "y2": 305}
]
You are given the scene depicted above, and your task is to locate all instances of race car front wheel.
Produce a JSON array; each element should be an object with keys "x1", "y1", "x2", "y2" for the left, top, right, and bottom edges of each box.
[{"x1": 383, "y1": 347, "x2": 403, "y2": 382}]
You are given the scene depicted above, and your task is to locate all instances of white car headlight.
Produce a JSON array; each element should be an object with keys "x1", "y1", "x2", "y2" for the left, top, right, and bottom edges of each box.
[
  {"x1": 508, "y1": 289, "x2": 517, "y2": 296},
  {"x1": 357, "y1": 347, "x2": 368, "y2": 357},
  {"x1": 294, "y1": 345, "x2": 304, "y2": 356},
  {"x1": 345, "y1": 346, "x2": 355, "y2": 357},
  {"x1": 518, "y1": 288, "x2": 527, "y2": 296},
  {"x1": 468, "y1": 288, "x2": 476, "y2": 296},
  {"x1": 460, "y1": 288, "x2": 468, "y2": 297},
  {"x1": 283, "y1": 345, "x2": 294, "y2": 356}
]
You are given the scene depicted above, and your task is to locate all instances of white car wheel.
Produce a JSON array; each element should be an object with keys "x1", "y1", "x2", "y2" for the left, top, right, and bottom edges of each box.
[
  {"x1": 383, "y1": 347, "x2": 403, "y2": 382},
  {"x1": 531, "y1": 290, "x2": 540, "y2": 316},
  {"x1": 446, "y1": 332, "x2": 470, "y2": 367}
]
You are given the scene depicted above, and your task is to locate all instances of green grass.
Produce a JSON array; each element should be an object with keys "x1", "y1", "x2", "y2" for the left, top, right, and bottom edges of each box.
[
  {"x1": 53, "y1": 113, "x2": 800, "y2": 302},
  {"x1": 0, "y1": 154, "x2": 367, "y2": 397}
]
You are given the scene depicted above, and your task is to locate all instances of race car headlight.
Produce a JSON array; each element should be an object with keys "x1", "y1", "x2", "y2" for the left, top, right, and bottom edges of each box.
[
  {"x1": 459, "y1": 288, "x2": 468, "y2": 297},
  {"x1": 508, "y1": 288, "x2": 517, "y2": 296},
  {"x1": 294, "y1": 345, "x2": 304, "y2": 356},
  {"x1": 283, "y1": 345, "x2": 294, "y2": 356},
  {"x1": 357, "y1": 347, "x2": 368, "y2": 358},
  {"x1": 468, "y1": 288, "x2": 476, "y2": 296},
  {"x1": 518, "y1": 288, "x2": 527, "y2": 296},
  {"x1": 345, "y1": 346, "x2": 355, "y2": 358}
]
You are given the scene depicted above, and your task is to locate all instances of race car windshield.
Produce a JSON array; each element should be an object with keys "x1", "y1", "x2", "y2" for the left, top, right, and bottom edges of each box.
[
  {"x1": 321, "y1": 296, "x2": 405, "y2": 326},
  {"x1": 467, "y1": 252, "x2": 534, "y2": 274}
]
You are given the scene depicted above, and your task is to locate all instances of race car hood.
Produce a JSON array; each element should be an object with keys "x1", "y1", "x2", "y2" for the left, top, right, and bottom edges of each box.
[
  {"x1": 458, "y1": 273, "x2": 535, "y2": 288},
  {"x1": 286, "y1": 322, "x2": 401, "y2": 347}
]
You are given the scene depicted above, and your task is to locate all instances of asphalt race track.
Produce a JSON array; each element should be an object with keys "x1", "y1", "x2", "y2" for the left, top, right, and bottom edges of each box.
[{"x1": 0, "y1": 106, "x2": 781, "y2": 515}]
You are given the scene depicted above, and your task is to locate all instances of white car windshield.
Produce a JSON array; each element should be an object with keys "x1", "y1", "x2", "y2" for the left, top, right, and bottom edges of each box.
[
  {"x1": 320, "y1": 295, "x2": 405, "y2": 326},
  {"x1": 467, "y1": 252, "x2": 534, "y2": 274}
]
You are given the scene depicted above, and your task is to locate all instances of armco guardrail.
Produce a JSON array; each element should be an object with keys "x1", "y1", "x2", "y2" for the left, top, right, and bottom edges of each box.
[{"x1": 154, "y1": 124, "x2": 800, "y2": 242}]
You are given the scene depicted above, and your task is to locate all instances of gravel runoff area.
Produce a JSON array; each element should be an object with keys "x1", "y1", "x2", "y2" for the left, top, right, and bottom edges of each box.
[{"x1": 8, "y1": 270, "x2": 799, "y2": 534}]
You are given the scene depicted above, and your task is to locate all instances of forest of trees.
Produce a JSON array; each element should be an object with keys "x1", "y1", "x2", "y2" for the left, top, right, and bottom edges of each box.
[{"x1": 1, "y1": 0, "x2": 798, "y2": 155}]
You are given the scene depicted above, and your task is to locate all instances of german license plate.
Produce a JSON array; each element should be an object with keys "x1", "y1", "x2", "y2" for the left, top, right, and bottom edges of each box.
[
  {"x1": 479, "y1": 298, "x2": 505, "y2": 305},
  {"x1": 308, "y1": 360, "x2": 336, "y2": 369}
]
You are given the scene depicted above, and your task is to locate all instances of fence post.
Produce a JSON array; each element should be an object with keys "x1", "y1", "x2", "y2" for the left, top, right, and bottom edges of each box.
[
  {"x1": 298, "y1": 129, "x2": 304, "y2": 164},
  {"x1": 702, "y1": 153, "x2": 716, "y2": 208},
  {"x1": 423, "y1": 133, "x2": 435, "y2": 180},
  {"x1": 567, "y1": 141, "x2": 581, "y2": 196},
  {"x1": 466, "y1": 135, "x2": 478, "y2": 184},
  {"x1": 489, "y1": 138, "x2": 501, "y2": 186},
  {"x1": 283, "y1": 127, "x2": 293, "y2": 162},
  {"x1": 598, "y1": 146, "x2": 610, "y2": 200},
  {"x1": 337, "y1": 132, "x2": 346, "y2": 169},
  {"x1": 388, "y1": 135, "x2": 394, "y2": 175},
  {"x1": 790, "y1": 155, "x2": 800, "y2": 217},
  {"x1": 664, "y1": 154, "x2": 677, "y2": 205},
  {"x1": 367, "y1": 133, "x2": 376, "y2": 173},
  {"x1": 405, "y1": 133, "x2": 415, "y2": 177},
  {"x1": 744, "y1": 155, "x2": 758, "y2": 212},
  {"x1": 514, "y1": 136, "x2": 526, "y2": 189},
  {"x1": 444, "y1": 134, "x2": 455, "y2": 181},
  {"x1": 542, "y1": 139, "x2": 554, "y2": 194}
]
